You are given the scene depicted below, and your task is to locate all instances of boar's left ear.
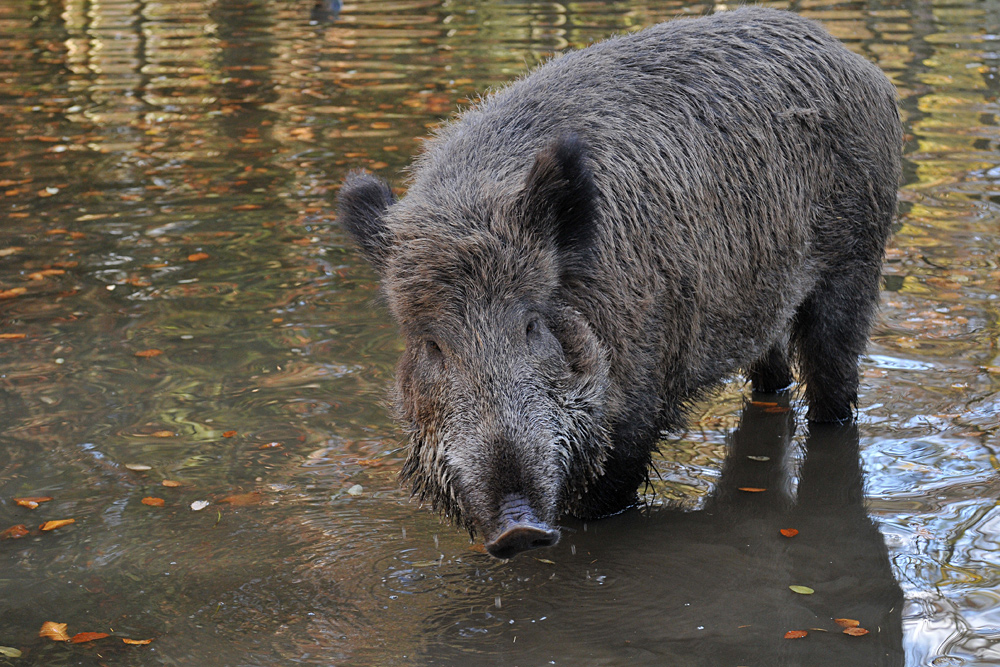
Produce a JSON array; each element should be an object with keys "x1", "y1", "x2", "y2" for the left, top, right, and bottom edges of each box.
[
  {"x1": 521, "y1": 134, "x2": 599, "y2": 262},
  {"x1": 338, "y1": 171, "x2": 396, "y2": 274}
]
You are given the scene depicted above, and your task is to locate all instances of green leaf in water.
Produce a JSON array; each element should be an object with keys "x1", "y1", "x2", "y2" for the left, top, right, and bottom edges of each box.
[
  {"x1": 747, "y1": 455, "x2": 770, "y2": 462},
  {"x1": 0, "y1": 646, "x2": 22, "y2": 658},
  {"x1": 789, "y1": 585, "x2": 815, "y2": 595}
]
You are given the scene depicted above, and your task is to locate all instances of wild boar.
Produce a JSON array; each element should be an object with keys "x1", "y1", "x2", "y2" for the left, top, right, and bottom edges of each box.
[{"x1": 337, "y1": 7, "x2": 902, "y2": 558}]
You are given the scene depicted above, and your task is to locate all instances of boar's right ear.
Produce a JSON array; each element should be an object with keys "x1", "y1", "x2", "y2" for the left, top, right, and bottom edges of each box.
[
  {"x1": 521, "y1": 134, "x2": 598, "y2": 263},
  {"x1": 337, "y1": 171, "x2": 396, "y2": 273}
]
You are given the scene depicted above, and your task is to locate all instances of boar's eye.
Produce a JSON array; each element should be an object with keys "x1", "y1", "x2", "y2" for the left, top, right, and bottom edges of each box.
[
  {"x1": 425, "y1": 338, "x2": 443, "y2": 359},
  {"x1": 525, "y1": 318, "x2": 541, "y2": 341}
]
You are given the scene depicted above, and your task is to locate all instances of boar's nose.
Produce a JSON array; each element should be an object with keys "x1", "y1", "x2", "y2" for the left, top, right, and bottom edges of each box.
[{"x1": 484, "y1": 494, "x2": 560, "y2": 559}]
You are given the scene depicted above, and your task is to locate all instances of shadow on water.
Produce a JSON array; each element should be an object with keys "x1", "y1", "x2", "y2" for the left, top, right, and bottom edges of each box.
[{"x1": 408, "y1": 398, "x2": 904, "y2": 666}]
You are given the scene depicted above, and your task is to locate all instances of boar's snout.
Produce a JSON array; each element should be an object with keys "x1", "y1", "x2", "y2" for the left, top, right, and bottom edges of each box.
[{"x1": 484, "y1": 494, "x2": 560, "y2": 559}]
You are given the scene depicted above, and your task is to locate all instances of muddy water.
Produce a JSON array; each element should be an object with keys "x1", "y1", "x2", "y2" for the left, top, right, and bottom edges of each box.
[{"x1": 0, "y1": 0, "x2": 997, "y2": 665}]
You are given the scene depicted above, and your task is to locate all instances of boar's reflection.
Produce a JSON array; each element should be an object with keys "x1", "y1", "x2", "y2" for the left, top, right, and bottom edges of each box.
[{"x1": 417, "y1": 397, "x2": 904, "y2": 666}]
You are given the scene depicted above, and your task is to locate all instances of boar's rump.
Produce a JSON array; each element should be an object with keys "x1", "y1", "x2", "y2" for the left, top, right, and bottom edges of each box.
[{"x1": 338, "y1": 7, "x2": 902, "y2": 558}]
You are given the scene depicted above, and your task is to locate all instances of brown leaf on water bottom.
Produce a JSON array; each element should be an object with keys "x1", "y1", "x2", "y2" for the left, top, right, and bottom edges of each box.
[
  {"x1": 134, "y1": 349, "x2": 162, "y2": 358},
  {"x1": 161, "y1": 480, "x2": 182, "y2": 488},
  {"x1": 141, "y1": 497, "x2": 165, "y2": 507},
  {"x1": 738, "y1": 487, "x2": 767, "y2": 493},
  {"x1": 1, "y1": 524, "x2": 29, "y2": 539},
  {"x1": 843, "y1": 627, "x2": 869, "y2": 636},
  {"x1": 780, "y1": 528, "x2": 799, "y2": 538},
  {"x1": 469, "y1": 543, "x2": 487, "y2": 554},
  {"x1": 834, "y1": 618, "x2": 860, "y2": 628},
  {"x1": 122, "y1": 638, "x2": 154, "y2": 645},
  {"x1": 70, "y1": 632, "x2": 109, "y2": 644},
  {"x1": 784, "y1": 630, "x2": 808, "y2": 639},
  {"x1": 219, "y1": 491, "x2": 262, "y2": 506},
  {"x1": 39, "y1": 622, "x2": 70, "y2": 641},
  {"x1": 40, "y1": 519, "x2": 75, "y2": 531}
]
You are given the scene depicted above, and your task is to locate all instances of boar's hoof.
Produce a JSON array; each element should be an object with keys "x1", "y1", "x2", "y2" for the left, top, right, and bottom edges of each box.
[{"x1": 484, "y1": 495, "x2": 560, "y2": 559}]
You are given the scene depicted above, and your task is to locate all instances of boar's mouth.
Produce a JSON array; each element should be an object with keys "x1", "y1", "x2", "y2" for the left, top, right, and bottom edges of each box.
[{"x1": 483, "y1": 493, "x2": 560, "y2": 559}]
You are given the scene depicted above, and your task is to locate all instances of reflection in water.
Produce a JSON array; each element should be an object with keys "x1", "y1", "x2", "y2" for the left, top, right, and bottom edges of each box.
[
  {"x1": 407, "y1": 398, "x2": 904, "y2": 666},
  {"x1": 0, "y1": 0, "x2": 998, "y2": 664}
]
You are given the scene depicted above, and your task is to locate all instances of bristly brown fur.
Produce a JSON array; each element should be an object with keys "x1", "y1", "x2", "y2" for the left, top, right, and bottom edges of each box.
[{"x1": 337, "y1": 7, "x2": 902, "y2": 542}]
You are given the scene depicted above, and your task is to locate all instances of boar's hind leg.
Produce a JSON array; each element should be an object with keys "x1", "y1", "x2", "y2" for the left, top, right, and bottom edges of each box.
[
  {"x1": 747, "y1": 341, "x2": 794, "y2": 394},
  {"x1": 792, "y1": 257, "x2": 883, "y2": 423}
]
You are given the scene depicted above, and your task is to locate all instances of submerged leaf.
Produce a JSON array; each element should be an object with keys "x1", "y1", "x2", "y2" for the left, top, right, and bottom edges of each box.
[
  {"x1": 188, "y1": 252, "x2": 210, "y2": 262},
  {"x1": 1, "y1": 524, "x2": 29, "y2": 539},
  {"x1": 220, "y1": 492, "x2": 262, "y2": 506},
  {"x1": 161, "y1": 480, "x2": 182, "y2": 488},
  {"x1": 834, "y1": 618, "x2": 860, "y2": 628},
  {"x1": 125, "y1": 463, "x2": 152, "y2": 471},
  {"x1": 780, "y1": 528, "x2": 799, "y2": 538},
  {"x1": 191, "y1": 500, "x2": 210, "y2": 511},
  {"x1": 784, "y1": 630, "x2": 807, "y2": 639},
  {"x1": 843, "y1": 627, "x2": 869, "y2": 636},
  {"x1": 70, "y1": 632, "x2": 109, "y2": 644},
  {"x1": 122, "y1": 638, "x2": 154, "y2": 645},
  {"x1": 134, "y1": 349, "x2": 163, "y2": 358},
  {"x1": 789, "y1": 585, "x2": 814, "y2": 595},
  {"x1": 738, "y1": 487, "x2": 767, "y2": 493},
  {"x1": 0, "y1": 646, "x2": 22, "y2": 657},
  {"x1": 141, "y1": 497, "x2": 165, "y2": 507}
]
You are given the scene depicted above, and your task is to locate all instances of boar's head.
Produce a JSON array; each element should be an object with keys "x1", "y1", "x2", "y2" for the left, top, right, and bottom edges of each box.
[{"x1": 338, "y1": 136, "x2": 613, "y2": 558}]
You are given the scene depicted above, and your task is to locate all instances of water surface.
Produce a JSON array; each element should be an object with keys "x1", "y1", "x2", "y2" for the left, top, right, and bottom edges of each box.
[{"x1": 0, "y1": 0, "x2": 998, "y2": 665}]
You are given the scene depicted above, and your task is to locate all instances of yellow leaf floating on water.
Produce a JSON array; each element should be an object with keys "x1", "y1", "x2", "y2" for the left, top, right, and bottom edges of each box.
[
  {"x1": 40, "y1": 519, "x2": 75, "y2": 531},
  {"x1": 789, "y1": 585, "x2": 814, "y2": 595},
  {"x1": 15, "y1": 496, "x2": 53, "y2": 509},
  {"x1": 123, "y1": 638, "x2": 154, "y2": 645},
  {"x1": 39, "y1": 622, "x2": 70, "y2": 641}
]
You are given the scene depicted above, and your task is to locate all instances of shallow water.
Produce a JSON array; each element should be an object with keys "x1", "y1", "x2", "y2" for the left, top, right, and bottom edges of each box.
[{"x1": 0, "y1": 0, "x2": 998, "y2": 664}]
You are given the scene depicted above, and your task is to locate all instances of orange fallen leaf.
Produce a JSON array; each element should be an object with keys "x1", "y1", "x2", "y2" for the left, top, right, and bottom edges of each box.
[
  {"x1": 15, "y1": 496, "x2": 53, "y2": 509},
  {"x1": 141, "y1": 497, "x2": 165, "y2": 507},
  {"x1": 834, "y1": 618, "x2": 860, "y2": 628},
  {"x1": 134, "y1": 349, "x2": 162, "y2": 358},
  {"x1": 122, "y1": 638, "x2": 154, "y2": 645},
  {"x1": 70, "y1": 632, "x2": 109, "y2": 644},
  {"x1": 161, "y1": 480, "x2": 182, "y2": 488},
  {"x1": 784, "y1": 630, "x2": 808, "y2": 639},
  {"x1": 46, "y1": 229, "x2": 70, "y2": 236},
  {"x1": 52, "y1": 261, "x2": 78, "y2": 269},
  {"x1": 232, "y1": 204, "x2": 261, "y2": 211},
  {"x1": 357, "y1": 459, "x2": 389, "y2": 468},
  {"x1": 27, "y1": 269, "x2": 65, "y2": 281},
  {"x1": 764, "y1": 406, "x2": 791, "y2": 413},
  {"x1": 144, "y1": 262, "x2": 169, "y2": 269},
  {"x1": 370, "y1": 122, "x2": 391, "y2": 129},
  {"x1": 0, "y1": 288, "x2": 26, "y2": 299},
  {"x1": 188, "y1": 252, "x2": 210, "y2": 262},
  {"x1": 843, "y1": 627, "x2": 869, "y2": 636},
  {"x1": 750, "y1": 400, "x2": 778, "y2": 407},
  {"x1": 222, "y1": 430, "x2": 237, "y2": 438},
  {"x1": 151, "y1": 430, "x2": 174, "y2": 437},
  {"x1": 469, "y1": 543, "x2": 487, "y2": 554},
  {"x1": 40, "y1": 519, "x2": 75, "y2": 531},
  {"x1": 1, "y1": 524, "x2": 29, "y2": 539},
  {"x1": 0, "y1": 333, "x2": 26, "y2": 339},
  {"x1": 738, "y1": 487, "x2": 767, "y2": 493},
  {"x1": 258, "y1": 442, "x2": 281, "y2": 449},
  {"x1": 39, "y1": 621, "x2": 70, "y2": 641},
  {"x1": 219, "y1": 491, "x2": 262, "y2": 506},
  {"x1": 780, "y1": 528, "x2": 799, "y2": 538}
]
